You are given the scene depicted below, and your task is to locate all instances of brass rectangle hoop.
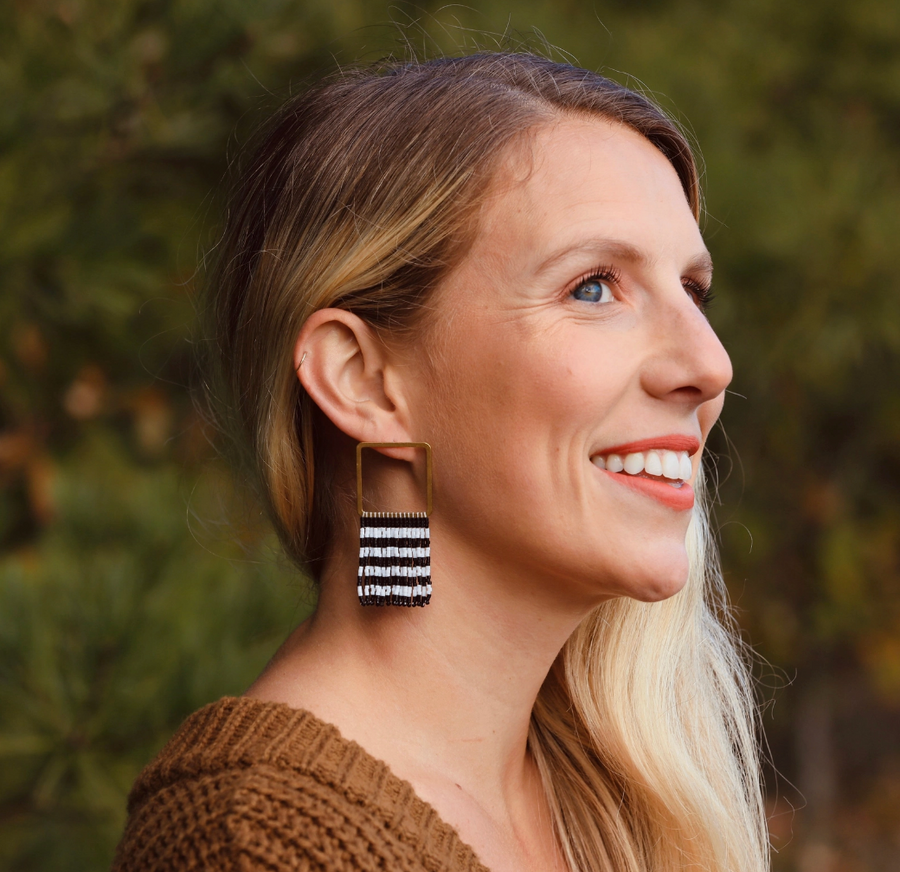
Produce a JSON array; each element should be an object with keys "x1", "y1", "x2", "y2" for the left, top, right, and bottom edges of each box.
[{"x1": 356, "y1": 442, "x2": 432, "y2": 517}]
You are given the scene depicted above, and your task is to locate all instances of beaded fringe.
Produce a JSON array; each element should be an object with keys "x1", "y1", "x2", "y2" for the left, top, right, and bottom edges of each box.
[{"x1": 358, "y1": 512, "x2": 431, "y2": 606}]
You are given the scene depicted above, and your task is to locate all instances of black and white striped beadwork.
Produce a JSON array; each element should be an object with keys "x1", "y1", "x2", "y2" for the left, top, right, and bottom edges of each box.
[{"x1": 358, "y1": 512, "x2": 431, "y2": 607}]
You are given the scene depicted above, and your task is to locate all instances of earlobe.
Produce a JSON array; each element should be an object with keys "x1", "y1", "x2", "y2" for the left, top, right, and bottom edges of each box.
[{"x1": 293, "y1": 309, "x2": 413, "y2": 450}]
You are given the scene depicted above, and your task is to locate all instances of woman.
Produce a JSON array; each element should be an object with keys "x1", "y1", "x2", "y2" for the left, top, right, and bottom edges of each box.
[{"x1": 114, "y1": 53, "x2": 769, "y2": 872}]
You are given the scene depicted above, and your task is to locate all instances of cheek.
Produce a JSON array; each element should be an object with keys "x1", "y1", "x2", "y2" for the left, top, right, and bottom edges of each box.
[
  {"x1": 418, "y1": 298, "x2": 645, "y2": 486},
  {"x1": 423, "y1": 317, "x2": 612, "y2": 457},
  {"x1": 412, "y1": 323, "x2": 543, "y2": 519},
  {"x1": 414, "y1": 318, "x2": 629, "y2": 550},
  {"x1": 419, "y1": 334, "x2": 537, "y2": 467}
]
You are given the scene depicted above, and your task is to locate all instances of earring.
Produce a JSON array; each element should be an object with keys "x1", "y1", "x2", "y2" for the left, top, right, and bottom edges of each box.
[{"x1": 356, "y1": 442, "x2": 432, "y2": 607}]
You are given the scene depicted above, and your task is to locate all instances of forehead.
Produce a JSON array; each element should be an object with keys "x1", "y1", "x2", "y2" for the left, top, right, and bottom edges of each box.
[{"x1": 472, "y1": 116, "x2": 703, "y2": 272}]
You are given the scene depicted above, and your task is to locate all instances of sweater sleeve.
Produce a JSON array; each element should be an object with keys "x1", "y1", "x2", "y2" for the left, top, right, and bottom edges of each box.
[
  {"x1": 111, "y1": 698, "x2": 491, "y2": 872},
  {"x1": 111, "y1": 769, "x2": 325, "y2": 872}
]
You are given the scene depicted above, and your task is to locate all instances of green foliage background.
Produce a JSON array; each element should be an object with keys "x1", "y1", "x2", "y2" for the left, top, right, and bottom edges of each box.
[{"x1": 2, "y1": 1, "x2": 898, "y2": 869}]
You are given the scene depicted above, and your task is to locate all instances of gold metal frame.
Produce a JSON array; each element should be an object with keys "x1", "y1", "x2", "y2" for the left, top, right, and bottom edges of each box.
[{"x1": 356, "y1": 442, "x2": 432, "y2": 517}]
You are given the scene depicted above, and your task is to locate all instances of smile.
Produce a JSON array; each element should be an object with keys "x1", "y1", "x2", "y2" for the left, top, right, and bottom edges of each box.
[
  {"x1": 589, "y1": 441, "x2": 698, "y2": 511},
  {"x1": 591, "y1": 449, "x2": 693, "y2": 487}
]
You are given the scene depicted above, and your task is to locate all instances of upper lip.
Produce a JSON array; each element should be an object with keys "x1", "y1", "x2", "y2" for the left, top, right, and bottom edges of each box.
[{"x1": 591, "y1": 434, "x2": 701, "y2": 457}]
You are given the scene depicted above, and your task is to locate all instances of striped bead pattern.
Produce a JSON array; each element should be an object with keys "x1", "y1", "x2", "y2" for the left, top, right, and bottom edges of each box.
[{"x1": 358, "y1": 512, "x2": 431, "y2": 607}]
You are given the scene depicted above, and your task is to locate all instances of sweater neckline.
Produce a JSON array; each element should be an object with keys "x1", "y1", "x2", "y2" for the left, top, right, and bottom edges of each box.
[{"x1": 138, "y1": 695, "x2": 492, "y2": 872}]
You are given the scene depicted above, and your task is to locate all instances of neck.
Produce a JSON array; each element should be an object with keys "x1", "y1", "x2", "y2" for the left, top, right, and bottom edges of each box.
[{"x1": 247, "y1": 514, "x2": 597, "y2": 808}]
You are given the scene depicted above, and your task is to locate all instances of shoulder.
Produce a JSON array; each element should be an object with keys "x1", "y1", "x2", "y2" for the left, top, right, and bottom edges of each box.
[{"x1": 112, "y1": 697, "x2": 488, "y2": 872}]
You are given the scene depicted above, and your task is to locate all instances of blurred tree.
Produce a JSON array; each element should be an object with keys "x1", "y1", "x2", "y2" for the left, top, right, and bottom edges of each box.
[
  {"x1": 2, "y1": 1, "x2": 899, "y2": 869},
  {"x1": 0, "y1": 441, "x2": 306, "y2": 869}
]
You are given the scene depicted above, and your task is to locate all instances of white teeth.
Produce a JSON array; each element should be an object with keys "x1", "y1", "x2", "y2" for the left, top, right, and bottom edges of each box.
[
  {"x1": 662, "y1": 450, "x2": 681, "y2": 480},
  {"x1": 623, "y1": 452, "x2": 644, "y2": 475},
  {"x1": 644, "y1": 451, "x2": 663, "y2": 477},
  {"x1": 606, "y1": 454, "x2": 624, "y2": 473},
  {"x1": 594, "y1": 448, "x2": 695, "y2": 482}
]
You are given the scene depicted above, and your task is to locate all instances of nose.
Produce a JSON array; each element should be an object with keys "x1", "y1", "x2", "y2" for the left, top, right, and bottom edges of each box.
[{"x1": 639, "y1": 290, "x2": 733, "y2": 406}]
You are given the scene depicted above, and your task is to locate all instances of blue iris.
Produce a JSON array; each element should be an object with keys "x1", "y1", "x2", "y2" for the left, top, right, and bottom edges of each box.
[{"x1": 572, "y1": 280, "x2": 611, "y2": 303}]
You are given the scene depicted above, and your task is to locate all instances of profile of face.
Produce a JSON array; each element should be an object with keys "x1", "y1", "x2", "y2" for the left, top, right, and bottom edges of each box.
[{"x1": 400, "y1": 117, "x2": 733, "y2": 610}]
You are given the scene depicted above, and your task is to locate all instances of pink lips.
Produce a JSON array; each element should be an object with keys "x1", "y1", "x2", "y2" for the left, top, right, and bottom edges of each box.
[
  {"x1": 592, "y1": 434, "x2": 700, "y2": 511},
  {"x1": 603, "y1": 472, "x2": 695, "y2": 510},
  {"x1": 594, "y1": 434, "x2": 700, "y2": 457}
]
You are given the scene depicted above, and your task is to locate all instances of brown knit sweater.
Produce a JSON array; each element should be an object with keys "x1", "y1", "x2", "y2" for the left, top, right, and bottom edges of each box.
[{"x1": 113, "y1": 697, "x2": 491, "y2": 872}]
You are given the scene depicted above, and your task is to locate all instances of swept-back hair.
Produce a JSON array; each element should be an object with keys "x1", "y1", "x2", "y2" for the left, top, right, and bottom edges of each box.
[{"x1": 207, "y1": 52, "x2": 768, "y2": 872}]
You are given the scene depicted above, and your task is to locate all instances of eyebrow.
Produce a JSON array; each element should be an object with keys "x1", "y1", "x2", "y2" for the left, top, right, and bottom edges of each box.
[{"x1": 534, "y1": 239, "x2": 714, "y2": 277}]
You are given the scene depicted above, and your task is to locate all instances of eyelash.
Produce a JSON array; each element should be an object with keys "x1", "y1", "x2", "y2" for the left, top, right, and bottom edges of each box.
[
  {"x1": 683, "y1": 278, "x2": 716, "y2": 312},
  {"x1": 569, "y1": 265, "x2": 716, "y2": 312}
]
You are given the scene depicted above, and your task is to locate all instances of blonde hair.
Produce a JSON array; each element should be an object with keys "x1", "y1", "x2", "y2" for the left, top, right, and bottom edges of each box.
[{"x1": 207, "y1": 53, "x2": 768, "y2": 872}]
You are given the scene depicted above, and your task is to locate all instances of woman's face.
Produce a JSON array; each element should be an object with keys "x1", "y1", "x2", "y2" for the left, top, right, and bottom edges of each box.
[{"x1": 409, "y1": 117, "x2": 732, "y2": 608}]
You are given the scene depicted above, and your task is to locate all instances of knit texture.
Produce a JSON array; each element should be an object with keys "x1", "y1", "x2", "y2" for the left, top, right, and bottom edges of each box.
[{"x1": 112, "y1": 697, "x2": 491, "y2": 872}]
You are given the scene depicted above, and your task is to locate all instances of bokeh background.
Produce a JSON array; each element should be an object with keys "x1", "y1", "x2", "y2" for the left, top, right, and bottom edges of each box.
[{"x1": 2, "y1": 1, "x2": 899, "y2": 869}]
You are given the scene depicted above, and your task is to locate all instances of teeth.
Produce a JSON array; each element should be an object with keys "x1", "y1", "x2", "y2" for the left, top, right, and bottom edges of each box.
[
  {"x1": 623, "y1": 452, "x2": 644, "y2": 475},
  {"x1": 593, "y1": 449, "x2": 694, "y2": 482},
  {"x1": 662, "y1": 450, "x2": 681, "y2": 480}
]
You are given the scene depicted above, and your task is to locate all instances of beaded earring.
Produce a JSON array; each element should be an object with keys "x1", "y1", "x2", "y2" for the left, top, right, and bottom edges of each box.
[{"x1": 356, "y1": 442, "x2": 432, "y2": 607}]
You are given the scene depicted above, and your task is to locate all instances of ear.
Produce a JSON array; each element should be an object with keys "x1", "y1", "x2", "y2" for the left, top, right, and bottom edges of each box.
[{"x1": 293, "y1": 309, "x2": 417, "y2": 460}]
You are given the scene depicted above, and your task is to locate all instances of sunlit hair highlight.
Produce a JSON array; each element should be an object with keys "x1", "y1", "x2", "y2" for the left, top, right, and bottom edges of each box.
[{"x1": 206, "y1": 52, "x2": 768, "y2": 872}]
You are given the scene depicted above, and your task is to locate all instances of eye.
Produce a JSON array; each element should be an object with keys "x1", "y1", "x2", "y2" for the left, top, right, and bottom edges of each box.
[
  {"x1": 683, "y1": 278, "x2": 716, "y2": 312},
  {"x1": 571, "y1": 278, "x2": 614, "y2": 304}
]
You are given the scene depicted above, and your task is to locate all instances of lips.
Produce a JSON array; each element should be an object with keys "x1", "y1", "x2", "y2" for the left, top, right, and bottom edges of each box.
[
  {"x1": 594, "y1": 435, "x2": 700, "y2": 457},
  {"x1": 590, "y1": 435, "x2": 700, "y2": 511}
]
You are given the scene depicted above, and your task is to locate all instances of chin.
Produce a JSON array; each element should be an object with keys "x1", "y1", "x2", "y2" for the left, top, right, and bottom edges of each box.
[{"x1": 622, "y1": 551, "x2": 691, "y2": 603}]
